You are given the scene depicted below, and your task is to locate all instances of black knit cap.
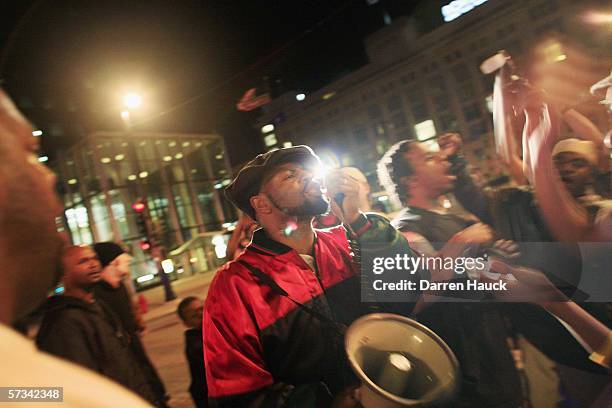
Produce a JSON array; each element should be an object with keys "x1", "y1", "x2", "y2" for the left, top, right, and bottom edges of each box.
[
  {"x1": 92, "y1": 242, "x2": 125, "y2": 268},
  {"x1": 225, "y1": 145, "x2": 321, "y2": 220}
]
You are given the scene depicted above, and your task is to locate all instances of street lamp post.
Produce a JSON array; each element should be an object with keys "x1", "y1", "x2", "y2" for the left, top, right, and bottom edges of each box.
[{"x1": 122, "y1": 93, "x2": 176, "y2": 302}]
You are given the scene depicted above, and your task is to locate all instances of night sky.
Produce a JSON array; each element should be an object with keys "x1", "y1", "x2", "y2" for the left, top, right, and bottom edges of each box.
[{"x1": 0, "y1": 0, "x2": 422, "y2": 166}]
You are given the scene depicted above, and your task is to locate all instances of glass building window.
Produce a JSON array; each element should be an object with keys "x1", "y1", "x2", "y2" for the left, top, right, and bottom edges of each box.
[
  {"x1": 264, "y1": 133, "x2": 278, "y2": 147},
  {"x1": 391, "y1": 112, "x2": 407, "y2": 129},
  {"x1": 352, "y1": 125, "x2": 368, "y2": 143},
  {"x1": 529, "y1": 0, "x2": 557, "y2": 19},
  {"x1": 414, "y1": 120, "x2": 436, "y2": 142},
  {"x1": 367, "y1": 104, "x2": 383, "y2": 119},
  {"x1": 451, "y1": 64, "x2": 471, "y2": 83},
  {"x1": 401, "y1": 73, "x2": 415, "y2": 84},
  {"x1": 463, "y1": 103, "x2": 482, "y2": 122},
  {"x1": 387, "y1": 95, "x2": 403, "y2": 112},
  {"x1": 90, "y1": 194, "x2": 113, "y2": 242},
  {"x1": 457, "y1": 81, "x2": 477, "y2": 102},
  {"x1": 65, "y1": 205, "x2": 93, "y2": 245},
  {"x1": 411, "y1": 103, "x2": 429, "y2": 122},
  {"x1": 439, "y1": 114, "x2": 458, "y2": 131},
  {"x1": 468, "y1": 119, "x2": 489, "y2": 140}
]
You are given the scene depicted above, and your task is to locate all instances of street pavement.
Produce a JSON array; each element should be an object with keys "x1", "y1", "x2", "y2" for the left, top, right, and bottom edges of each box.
[{"x1": 140, "y1": 272, "x2": 216, "y2": 408}]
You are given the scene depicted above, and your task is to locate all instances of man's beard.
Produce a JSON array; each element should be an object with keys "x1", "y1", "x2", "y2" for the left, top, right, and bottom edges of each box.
[
  {"x1": 286, "y1": 197, "x2": 330, "y2": 218},
  {"x1": 268, "y1": 194, "x2": 329, "y2": 219}
]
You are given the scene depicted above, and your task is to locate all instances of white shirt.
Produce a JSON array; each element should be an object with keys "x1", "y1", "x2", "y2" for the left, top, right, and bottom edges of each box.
[{"x1": 0, "y1": 323, "x2": 151, "y2": 407}]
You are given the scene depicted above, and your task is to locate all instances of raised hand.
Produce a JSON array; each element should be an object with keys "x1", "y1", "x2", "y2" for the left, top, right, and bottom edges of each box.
[
  {"x1": 437, "y1": 132, "x2": 463, "y2": 157},
  {"x1": 325, "y1": 169, "x2": 364, "y2": 224}
]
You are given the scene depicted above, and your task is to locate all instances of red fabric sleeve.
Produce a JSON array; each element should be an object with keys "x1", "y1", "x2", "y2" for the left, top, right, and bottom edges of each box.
[{"x1": 203, "y1": 267, "x2": 273, "y2": 398}]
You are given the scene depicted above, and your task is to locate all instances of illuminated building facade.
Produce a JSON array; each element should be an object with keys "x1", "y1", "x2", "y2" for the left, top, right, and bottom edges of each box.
[
  {"x1": 53, "y1": 131, "x2": 236, "y2": 287},
  {"x1": 257, "y1": 0, "x2": 610, "y2": 209}
]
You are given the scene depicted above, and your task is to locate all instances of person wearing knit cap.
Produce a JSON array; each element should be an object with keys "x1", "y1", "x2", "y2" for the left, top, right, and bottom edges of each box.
[
  {"x1": 94, "y1": 242, "x2": 132, "y2": 288},
  {"x1": 551, "y1": 138, "x2": 600, "y2": 199},
  {"x1": 93, "y1": 242, "x2": 170, "y2": 407}
]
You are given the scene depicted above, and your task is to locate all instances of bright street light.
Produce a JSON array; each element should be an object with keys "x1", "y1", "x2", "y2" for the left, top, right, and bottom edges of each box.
[{"x1": 123, "y1": 92, "x2": 142, "y2": 109}]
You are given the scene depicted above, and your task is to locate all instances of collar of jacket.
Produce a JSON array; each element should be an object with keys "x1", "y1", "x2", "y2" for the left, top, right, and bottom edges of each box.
[{"x1": 248, "y1": 227, "x2": 320, "y2": 256}]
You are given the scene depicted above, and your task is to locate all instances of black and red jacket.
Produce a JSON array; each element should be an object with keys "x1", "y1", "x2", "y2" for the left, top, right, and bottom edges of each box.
[{"x1": 203, "y1": 214, "x2": 420, "y2": 407}]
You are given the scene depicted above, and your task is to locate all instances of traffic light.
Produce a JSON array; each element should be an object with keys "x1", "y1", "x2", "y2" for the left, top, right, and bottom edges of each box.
[
  {"x1": 132, "y1": 201, "x2": 146, "y2": 213},
  {"x1": 132, "y1": 200, "x2": 148, "y2": 235},
  {"x1": 139, "y1": 240, "x2": 151, "y2": 251},
  {"x1": 132, "y1": 199, "x2": 152, "y2": 251}
]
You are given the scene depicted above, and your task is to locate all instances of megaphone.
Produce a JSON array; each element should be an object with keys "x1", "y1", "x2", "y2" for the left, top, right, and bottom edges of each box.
[{"x1": 345, "y1": 313, "x2": 459, "y2": 407}]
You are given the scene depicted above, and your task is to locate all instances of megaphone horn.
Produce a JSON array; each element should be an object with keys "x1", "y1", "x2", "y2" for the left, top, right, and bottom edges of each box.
[{"x1": 345, "y1": 313, "x2": 459, "y2": 407}]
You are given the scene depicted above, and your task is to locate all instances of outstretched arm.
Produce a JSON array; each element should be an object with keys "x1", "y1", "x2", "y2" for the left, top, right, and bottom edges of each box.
[
  {"x1": 523, "y1": 104, "x2": 609, "y2": 241},
  {"x1": 438, "y1": 133, "x2": 494, "y2": 224},
  {"x1": 485, "y1": 259, "x2": 612, "y2": 369},
  {"x1": 562, "y1": 109, "x2": 608, "y2": 172}
]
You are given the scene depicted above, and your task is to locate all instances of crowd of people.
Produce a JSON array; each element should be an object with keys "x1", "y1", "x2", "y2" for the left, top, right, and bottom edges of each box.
[
  {"x1": 0, "y1": 64, "x2": 611, "y2": 408},
  {"x1": 201, "y1": 72, "x2": 612, "y2": 408}
]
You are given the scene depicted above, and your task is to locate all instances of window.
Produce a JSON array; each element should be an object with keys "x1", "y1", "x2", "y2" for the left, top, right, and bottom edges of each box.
[
  {"x1": 367, "y1": 104, "x2": 383, "y2": 119},
  {"x1": 352, "y1": 125, "x2": 368, "y2": 143},
  {"x1": 463, "y1": 103, "x2": 482, "y2": 122},
  {"x1": 433, "y1": 95, "x2": 451, "y2": 112},
  {"x1": 387, "y1": 94, "x2": 403, "y2": 112},
  {"x1": 376, "y1": 140, "x2": 388, "y2": 155},
  {"x1": 401, "y1": 73, "x2": 416, "y2": 84},
  {"x1": 428, "y1": 75, "x2": 447, "y2": 95},
  {"x1": 451, "y1": 64, "x2": 471, "y2": 82},
  {"x1": 405, "y1": 86, "x2": 428, "y2": 121},
  {"x1": 414, "y1": 120, "x2": 436, "y2": 142},
  {"x1": 411, "y1": 103, "x2": 429, "y2": 122},
  {"x1": 529, "y1": 0, "x2": 557, "y2": 19},
  {"x1": 440, "y1": 114, "x2": 458, "y2": 131},
  {"x1": 457, "y1": 81, "x2": 477, "y2": 101},
  {"x1": 396, "y1": 128, "x2": 413, "y2": 140},
  {"x1": 374, "y1": 122, "x2": 386, "y2": 136},
  {"x1": 468, "y1": 119, "x2": 489, "y2": 140},
  {"x1": 264, "y1": 133, "x2": 278, "y2": 147},
  {"x1": 391, "y1": 112, "x2": 407, "y2": 129}
]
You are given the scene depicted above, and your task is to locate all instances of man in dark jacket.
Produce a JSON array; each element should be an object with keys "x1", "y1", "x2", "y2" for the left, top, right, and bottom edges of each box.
[
  {"x1": 37, "y1": 245, "x2": 166, "y2": 407},
  {"x1": 92, "y1": 242, "x2": 168, "y2": 405},
  {"x1": 204, "y1": 145, "x2": 423, "y2": 407}
]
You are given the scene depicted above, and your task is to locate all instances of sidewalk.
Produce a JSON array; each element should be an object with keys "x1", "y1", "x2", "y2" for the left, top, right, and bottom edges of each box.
[
  {"x1": 138, "y1": 271, "x2": 217, "y2": 408},
  {"x1": 141, "y1": 271, "x2": 217, "y2": 322}
]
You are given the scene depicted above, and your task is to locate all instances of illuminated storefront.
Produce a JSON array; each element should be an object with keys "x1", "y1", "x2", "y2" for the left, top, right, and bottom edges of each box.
[{"x1": 54, "y1": 131, "x2": 237, "y2": 288}]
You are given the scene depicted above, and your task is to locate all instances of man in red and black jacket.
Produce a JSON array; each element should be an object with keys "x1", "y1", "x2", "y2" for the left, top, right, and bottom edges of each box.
[{"x1": 204, "y1": 146, "x2": 423, "y2": 407}]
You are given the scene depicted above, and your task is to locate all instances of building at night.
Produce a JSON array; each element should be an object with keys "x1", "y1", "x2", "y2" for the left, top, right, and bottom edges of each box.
[
  {"x1": 256, "y1": 0, "x2": 611, "y2": 209},
  {"x1": 53, "y1": 131, "x2": 236, "y2": 288}
]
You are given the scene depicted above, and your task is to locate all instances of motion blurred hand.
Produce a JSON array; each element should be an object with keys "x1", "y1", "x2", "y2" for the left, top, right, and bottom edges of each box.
[
  {"x1": 483, "y1": 258, "x2": 567, "y2": 304},
  {"x1": 450, "y1": 223, "x2": 495, "y2": 246},
  {"x1": 326, "y1": 169, "x2": 363, "y2": 224},
  {"x1": 437, "y1": 132, "x2": 463, "y2": 157},
  {"x1": 489, "y1": 239, "x2": 521, "y2": 260}
]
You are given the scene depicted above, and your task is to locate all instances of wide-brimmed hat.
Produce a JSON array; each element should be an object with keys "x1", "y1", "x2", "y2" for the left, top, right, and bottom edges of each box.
[{"x1": 225, "y1": 145, "x2": 321, "y2": 219}]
